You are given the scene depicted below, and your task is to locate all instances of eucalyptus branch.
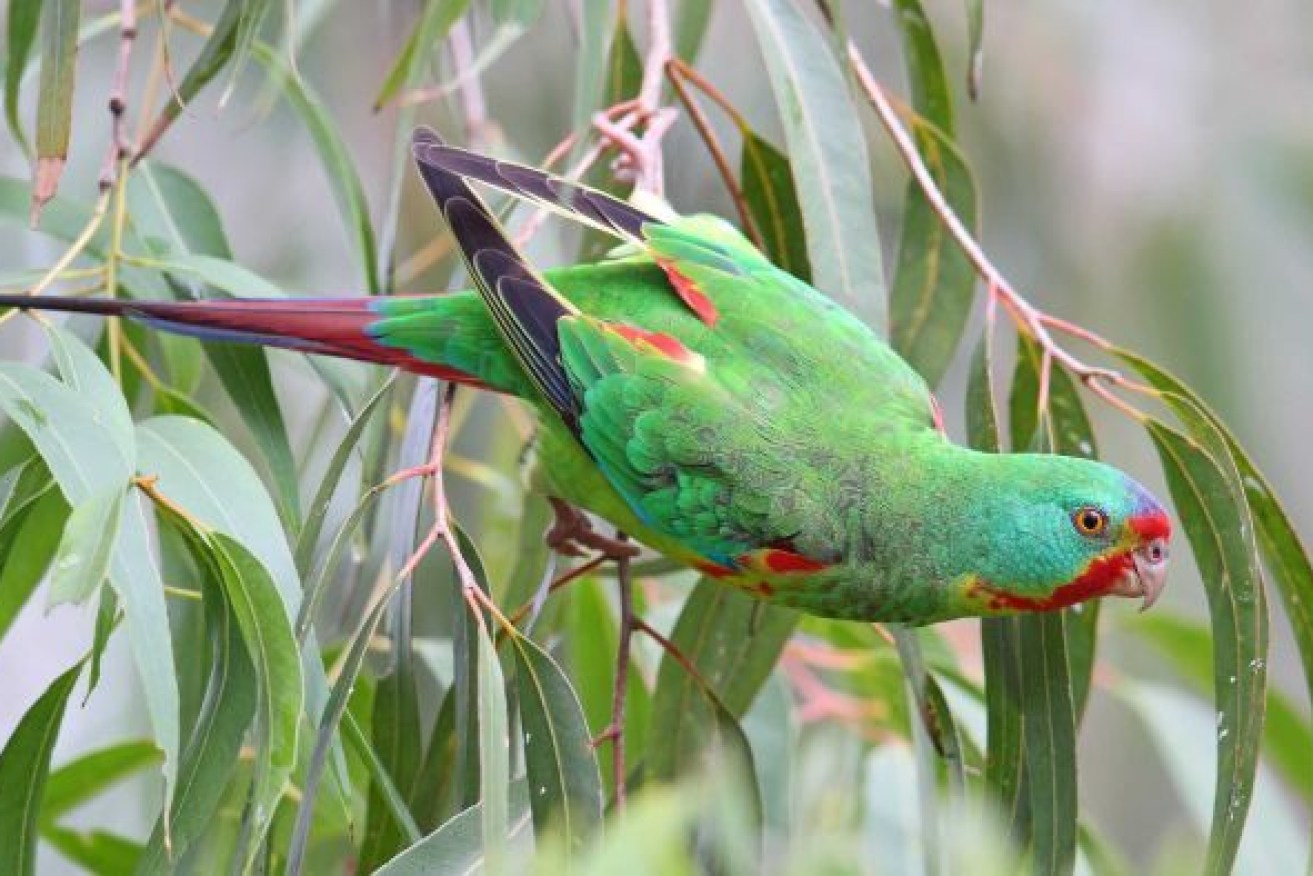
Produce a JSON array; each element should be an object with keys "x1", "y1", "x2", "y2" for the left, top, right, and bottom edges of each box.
[
  {"x1": 846, "y1": 44, "x2": 1155, "y2": 417},
  {"x1": 99, "y1": 0, "x2": 139, "y2": 190},
  {"x1": 664, "y1": 61, "x2": 762, "y2": 246}
]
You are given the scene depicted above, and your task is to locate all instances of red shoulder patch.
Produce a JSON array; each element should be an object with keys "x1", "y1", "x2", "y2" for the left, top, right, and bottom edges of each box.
[
  {"x1": 656, "y1": 258, "x2": 720, "y2": 326},
  {"x1": 608, "y1": 324, "x2": 704, "y2": 368}
]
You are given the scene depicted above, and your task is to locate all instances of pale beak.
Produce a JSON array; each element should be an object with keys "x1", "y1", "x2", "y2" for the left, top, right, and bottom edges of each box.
[
  {"x1": 1107, "y1": 537, "x2": 1170, "y2": 610},
  {"x1": 1133, "y1": 537, "x2": 1170, "y2": 610}
]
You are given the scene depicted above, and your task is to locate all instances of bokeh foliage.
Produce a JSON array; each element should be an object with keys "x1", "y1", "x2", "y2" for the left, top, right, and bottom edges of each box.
[{"x1": 1, "y1": 1, "x2": 1310, "y2": 873}]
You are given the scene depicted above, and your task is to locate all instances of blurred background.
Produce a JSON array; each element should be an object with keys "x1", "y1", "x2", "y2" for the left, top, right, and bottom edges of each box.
[{"x1": 2, "y1": 0, "x2": 1310, "y2": 871}]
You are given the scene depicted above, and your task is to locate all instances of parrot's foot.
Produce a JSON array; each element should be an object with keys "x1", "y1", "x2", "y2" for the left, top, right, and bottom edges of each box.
[{"x1": 545, "y1": 498, "x2": 641, "y2": 561}]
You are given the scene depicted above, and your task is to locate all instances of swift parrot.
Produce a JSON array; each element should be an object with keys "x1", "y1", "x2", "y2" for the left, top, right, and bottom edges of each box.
[{"x1": 0, "y1": 129, "x2": 1171, "y2": 624}]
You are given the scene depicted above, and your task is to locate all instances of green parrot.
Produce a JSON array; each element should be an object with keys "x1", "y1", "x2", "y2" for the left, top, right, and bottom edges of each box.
[{"x1": 0, "y1": 129, "x2": 1171, "y2": 624}]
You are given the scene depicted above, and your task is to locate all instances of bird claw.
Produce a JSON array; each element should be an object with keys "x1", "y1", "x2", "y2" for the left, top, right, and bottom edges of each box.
[{"x1": 545, "y1": 498, "x2": 641, "y2": 561}]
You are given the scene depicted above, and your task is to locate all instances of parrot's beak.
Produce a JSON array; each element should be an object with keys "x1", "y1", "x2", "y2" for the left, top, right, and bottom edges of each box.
[{"x1": 1108, "y1": 537, "x2": 1170, "y2": 610}]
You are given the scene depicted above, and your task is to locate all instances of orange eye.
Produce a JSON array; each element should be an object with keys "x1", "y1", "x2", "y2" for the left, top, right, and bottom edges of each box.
[{"x1": 1072, "y1": 506, "x2": 1109, "y2": 537}]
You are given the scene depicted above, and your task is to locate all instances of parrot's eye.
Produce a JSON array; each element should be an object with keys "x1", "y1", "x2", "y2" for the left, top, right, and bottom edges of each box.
[{"x1": 1072, "y1": 506, "x2": 1109, "y2": 537}]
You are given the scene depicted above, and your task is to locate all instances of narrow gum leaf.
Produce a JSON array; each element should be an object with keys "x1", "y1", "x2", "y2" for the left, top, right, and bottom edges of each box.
[
  {"x1": 889, "y1": 0, "x2": 979, "y2": 387},
  {"x1": 740, "y1": 131, "x2": 812, "y2": 281},
  {"x1": 30, "y1": 0, "x2": 80, "y2": 223},
  {"x1": 4, "y1": 0, "x2": 44, "y2": 152},
  {"x1": 475, "y1": 616, "x2": 510, "y2": 874},
  {"x1": 373, "y1": 0, "x2": 472, "y2": 110},
  {"x1": 0, "y1": 662, "x2": 83, "y2": 876},
  {"x1": 745, "y1": 0, "x2": 887, "y2": 331},
  {"x1": 511, "y1": 634, "x2": 604, "y2": 858},
  {"x1": 1113, "y1": 348, "x2": 1276, "y2": 873},
  {"x1": 135, "y1": 543, "x2": 256, "y2": 874},
  {"x1": 45, "y1": 485, "x2": 124, "y2": 607},
  {"x1": 1144, "y1": 417, "x2": 1267, "y2": 874}
]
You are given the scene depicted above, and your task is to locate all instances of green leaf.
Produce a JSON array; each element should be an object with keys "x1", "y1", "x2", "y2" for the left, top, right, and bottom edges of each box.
[
  {"x1": 140, "y1": 0, "x2": 244, "y2": 144},
  {"x1": 250, "y1": 40, "x2": 378, "y2": 293},
  {"x1": 569, "y1": 0, "x2": 614, "y2": 148},
  {"x1": 1016, "y1": 612, "x2": 1078, "y2": 875},
  {"x1": 1135, "y1": 612, "x2": 1312, "y2": 804},
  {"x1": 0, "y1": 487, "x2": 66, "y2": 640},
  {"x1": 0, "y1": 662, "x2": 82, "y2": 876},
  {"x1": 287, "y1": 576, "x2": 404, "y2": 876},
  {"x1": 294, "y1": 374, "x2": 395, "y2": 576},
  {"x1": 41, "y1": 826, "x2": 141, "y2": 875},
  {"x1": 674, "y1": 0, "x2": 715, "y2": 61},
  {"x1": 137, "y1": 557, "x2": 256, "y2": 874},
  {"x1": 40, "y1": 741, "x2": 161, "y2": 825},
  {"x1": 740, "y1": 131, "x2": 811, "y2": 281},
  {"x1": 146, "y1": 254, "x2": 283, "y2": 298},
  {"x1": 1116, "y1": 348, "x2": 1313, "y2": 849},
  {"x1": 1116, "y1": 682, "x2": 1304, "y2": 874},
  {"x1": 374, "y1": 785, "x2": 532, "y2": 876},
  {"x1": 745, "y1": 0, "x2": 887, "y2": 331},
  {"x1": 968, "y1": 335, "x2": 1031, "y2": 842},
  {"x1": 44, "y1": 324, "x2": 134, "y2": 452},
  {"x1": 1142, "y1": 416, "x2": 1267, "y2": 874},
  {"x1": 0, "y1": 364, "x2": 179, "y2": 810},
  {"x1": 646, "y1": 581, "x2": 770, "y2": 825},
  {"x1": 889, "y1": 0, "x2": 978, "y2": 387},
  {"x1": 4, "y1": 0, "x2": 43, "y2": 152},
  {"x1": 0, "y1": 365, "x2": 133, "y2": 499},
  {"x1": 208, "y1": 533, "x2": 304, "y2": 865},
  {"x1": 135, "y1": 416, "x2": 299, "y2": 605},
  {"x1": 511, "y1": 634, "x2": 604, "y2": 857},
  {"x1": 31, "y1": 0, "x2": 80, "y2": 214},
  {"x1": 46, "y1": 485, "x2": 124, "y2": 607},
  {"x1": 476, "y1": 616, "x2": 510, "y2": 875},
  {"x1": 373, "y1": 0, "x2": 471, "y2": 109},
  {"x1": 130, "y1": 162, "x2": 231, "y2": 260}
]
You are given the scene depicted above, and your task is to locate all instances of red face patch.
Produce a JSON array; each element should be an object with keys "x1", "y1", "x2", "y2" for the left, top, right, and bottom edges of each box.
[{"x1": 966, "y1": 549, "x2": 1136, "y2": 613}]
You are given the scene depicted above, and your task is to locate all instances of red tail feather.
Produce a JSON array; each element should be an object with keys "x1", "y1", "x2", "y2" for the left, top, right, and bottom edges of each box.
[{"x1": 0, "y1": 294, "x2": 487, "y2": 387}]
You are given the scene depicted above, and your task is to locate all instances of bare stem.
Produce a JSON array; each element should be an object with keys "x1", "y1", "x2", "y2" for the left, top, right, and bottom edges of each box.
[
  {"x1": 606, "y1": 544, "x2": 635, "y2": 808},
  {"x1": 664, "y1": 61, "x2": 762, "y2": 247},
  {"x1": 100, "y1": 0, "x2": 139, "y2": 190}
]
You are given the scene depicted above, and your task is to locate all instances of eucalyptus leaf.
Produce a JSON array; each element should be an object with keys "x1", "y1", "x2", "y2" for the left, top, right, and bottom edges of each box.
[
  {"x1": 745, "y1": 0, "x2": 886, "y2": 330},
  {"x1": 0, "y1": 662, "x2": 82, "y2": 876}
]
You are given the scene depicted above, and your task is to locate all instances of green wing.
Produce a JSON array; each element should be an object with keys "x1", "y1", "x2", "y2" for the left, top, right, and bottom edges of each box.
[{"x1": 410, "y1": 131, "x2": 937, "y2": 569}]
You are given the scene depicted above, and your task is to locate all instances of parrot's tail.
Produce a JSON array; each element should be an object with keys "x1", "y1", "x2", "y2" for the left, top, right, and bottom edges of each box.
[{"x1": 0, "y1": 293, "x2": 489, "y2": 386}]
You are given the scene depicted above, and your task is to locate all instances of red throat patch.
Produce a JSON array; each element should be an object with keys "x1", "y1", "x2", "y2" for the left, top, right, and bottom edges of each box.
[{"x1": 966, "y1": 550, "x2": 1137, "y2": 613}]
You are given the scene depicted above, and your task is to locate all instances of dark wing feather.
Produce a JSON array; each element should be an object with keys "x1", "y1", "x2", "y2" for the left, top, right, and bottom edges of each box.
[
  {"x1": 411, "y1": 130, "x2": 581, "y2": 425},
  {"x1": 411, "y1": 129, "x2": 660, "y2": 242}
]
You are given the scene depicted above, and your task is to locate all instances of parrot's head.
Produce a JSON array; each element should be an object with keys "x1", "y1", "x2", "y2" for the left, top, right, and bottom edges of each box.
[{"x1": 952, "y1": 454, "x2": 1172, "y2": 616}]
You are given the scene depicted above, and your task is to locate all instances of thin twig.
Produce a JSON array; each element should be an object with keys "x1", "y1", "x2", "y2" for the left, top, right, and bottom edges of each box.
[
  {"x1": 609, "y1": 544, "x2": 634, "y2": 807},
  {"x1": 664, "y1": 61, "x2": 762, "y2": 246},
  {"x1": 450, "y1": 19, "x2": 489, "y2": 147},
  {"x1": 100, "y1": 0, "x2": 139, "y2": 190},
  {"x1": 846, "y1": 44, "x2": 1155, "y2": 411}
]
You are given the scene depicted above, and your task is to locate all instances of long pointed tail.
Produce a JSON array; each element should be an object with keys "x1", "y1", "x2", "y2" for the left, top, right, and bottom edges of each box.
[{"x1": 0, "y1": 293, "x2": 481, "y2": 384}]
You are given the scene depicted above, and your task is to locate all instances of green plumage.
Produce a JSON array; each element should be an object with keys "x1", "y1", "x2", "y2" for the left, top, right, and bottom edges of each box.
[
  {"x1": 368, "y1": 145, "x2": 1171, "y2": 623},
  {"x1": 0, "y1": 136, "x2": 1171, "y2": 625}
]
